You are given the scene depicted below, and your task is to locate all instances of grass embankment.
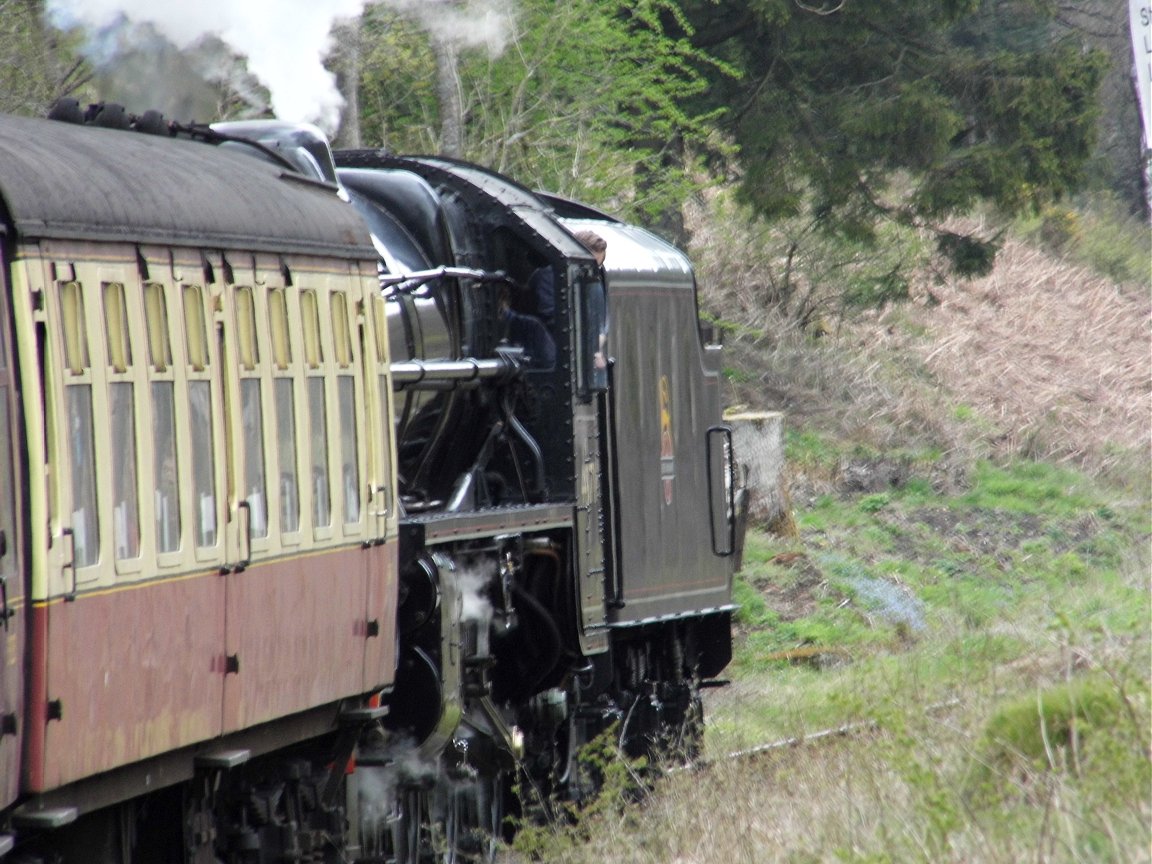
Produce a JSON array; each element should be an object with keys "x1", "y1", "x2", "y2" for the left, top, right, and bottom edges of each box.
[
  {"x1": 514, "y1": 456, "x2": 1149, "y2": 863},
  {"x1": 712, "y1": 455, "x2": 1149, "y2": 864}
]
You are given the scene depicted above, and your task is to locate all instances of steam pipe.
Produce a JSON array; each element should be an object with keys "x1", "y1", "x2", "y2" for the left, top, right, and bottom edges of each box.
[
  {"x1": 390, "y1": 357, "x2": 517, "y2": 388},
  {"x1": 379, "y1": 266, "x2": 517, "y2": 295},
  {"x1": 500, "y1": 389, "x2": 545, "y2": 499}
]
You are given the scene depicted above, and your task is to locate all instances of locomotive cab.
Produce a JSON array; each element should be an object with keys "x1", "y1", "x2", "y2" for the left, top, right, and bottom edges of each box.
[{"x1": 335, "y1": 146, "x2": 746, "y2": 765}]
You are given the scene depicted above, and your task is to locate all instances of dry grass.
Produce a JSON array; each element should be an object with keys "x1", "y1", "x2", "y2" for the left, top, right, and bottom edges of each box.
[
  {"x1": 689, "y1": 198, "x2": 1151, "y2": 485},
  {"x1": 501, "y1": 619, "x2": 1151, "y2": 864},
  {"x1": 504, "y1": 711, "x2": 1149, "y2": 864},
  {"x1": 869, "y1": 229, "x2": 1151, "y2": 478}
]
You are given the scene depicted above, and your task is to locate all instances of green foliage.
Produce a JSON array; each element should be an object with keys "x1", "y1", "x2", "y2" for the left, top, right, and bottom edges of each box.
[
  {"x1": 732, "y1": 574, "x2": 779, "y2": 629},
  {"x1": 958, "y1": 460, "x2": 1100, "y2": 516},
  {"x1": 973, "y1": 673, "x2": 1148, "y2": 802},
  {"x1": 733, "y1": 446, "x2": 1147, "y2": 678},
  {"x1": 721, "y1": 365, "x2": 753, "y2": 383},
  {"x1": 355, "y1": 0, "x2": 734, "y2": 225},
  {"x1": 511, "y1": 724, "x2": 646, "y2": 860},
  {"x1": 1016, "y1": 191, "x2": 1152, "y2": 284},
  {"x1": 858, "y1": 493, "x2": 892, "y2": 513},
  {"x1": 0, "y1": 0, "x2": 91, "y2": 116},
  {"x1": 348, "y1": 8, "x2": 440, "y2": 153},
  {"x1": 784, "y1": 428, "x2": 842, "y2": 475},
  {"x1": 702, "y1": 441, "x2": 1148, "y2": 859},
  {"x1": 678, "y1": 0, "x2": 1108, "y2": 278}
]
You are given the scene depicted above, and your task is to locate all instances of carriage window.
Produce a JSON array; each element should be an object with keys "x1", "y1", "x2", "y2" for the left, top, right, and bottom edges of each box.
[
  {"x1": 60, "y1": 281, "x2": 98, "y2": 565},
  {"x1": 146, "y1": 283, "x2": 180, "y2": 552},
  {"x1": 144, "y1": 283, "x2": 172, "y2": 371},
  {"x1": 68, "y1": 386, "x2": 99, "y2": 567},
  {"x1": 267, "y1": 290, "x2": 298, "y2": 535},
  {"x1": 235, "y1": 287, "x2": 266, "y2": 537},
  {"x1": 236, "y1": 287, "x2": 258, "y2": 370},
  {"x1": 60, "y1": 281, "x2": 89, "y2": 374},
  {"x1": 183, "y1": 285, "x2": 209, "y2": 371},
  {"x1": 275, "y1": 379, "x2": 299, "y2": 534},
  {"x1": 110, "y1": 382, "x2": 139, "y2": 559},
  {"x1": 338, "y1": 377, "x2": 359, "y2": 524},
  {"x1": 103, "y1": 283, "x2": 132, "y2": 372},
  {"x1": 309, "y1": 378, "x2": 330, "y2": 527},
  {"x1": 152, "y1": 382, "x2": 180, "y2": 552},
  {"x1": 301, "y1": 290, "x2": 322, "y2": 368},
  {"x1": 189, "y1": 381, "x2": 216, "y2": 547},
  {"x1": 269, "y1": 289, "x2": 291, "y2": 369},
  {"x1": 331, "y1": 292, "x2": 352, "y2": 368},
  {"x1": 105, "y1": 281, "x2": 139, "y2": 558},
  {"x1": 183, "y1": 284, "x2": 216, "y2": 547},
  {"x1": 242, "y1": 379, "x2": 267, "y2": 539}
]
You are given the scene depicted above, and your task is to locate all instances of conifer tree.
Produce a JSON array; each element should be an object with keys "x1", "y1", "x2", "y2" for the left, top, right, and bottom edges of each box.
[{"x1": 676, "y1": 0, "x2": 1108, "y2": 274}]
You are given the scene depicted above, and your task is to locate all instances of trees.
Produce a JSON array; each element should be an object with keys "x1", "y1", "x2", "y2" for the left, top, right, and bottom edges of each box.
[
  {"x1": 12, "y1": 0, "x2": 1113, "y2": 316},
  {"x1": 0, "y1": 0, "x2": 90, "y2": 117},
  {"x1": 676, "y1": 0, "x2": 1108, "y2": 275},
  {"x1": 348, "y1": 0, "x2": 1109, "y2": 290},
  {"x1": 349, "y1": 0, "x2": 728, "y2": 224}
]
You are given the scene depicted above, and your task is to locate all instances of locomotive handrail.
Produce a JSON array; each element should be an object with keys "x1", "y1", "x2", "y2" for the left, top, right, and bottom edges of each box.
[
  {"x1": 603, "y1": 359, "x2": 626, "y2": 608},
  {"x1": 0, "y1": 576, "x2": 13, "y2": 632},
  {"x1": 706, "y1": 425, "x2": 738, "y2": 557},
  {"x1": 379, "y1": 266, "x2": 517, "y2": 295},
  {"x1": 390, "y1": 357, "x2": 518, "y2": 388}
]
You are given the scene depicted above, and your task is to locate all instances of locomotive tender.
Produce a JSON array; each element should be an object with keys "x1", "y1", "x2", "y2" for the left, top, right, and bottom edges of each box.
[{"x1": 0, "y1": 107, "x2": 747, "y2": 862}]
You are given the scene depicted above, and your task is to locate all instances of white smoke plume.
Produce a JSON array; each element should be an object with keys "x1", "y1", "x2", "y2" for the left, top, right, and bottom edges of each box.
[
  {"x1": 47, "y1": 0, "x2": 368, "y2": 132},
  {"x1": 46, "y1": 0, "x2": 516, "y2": 134}
]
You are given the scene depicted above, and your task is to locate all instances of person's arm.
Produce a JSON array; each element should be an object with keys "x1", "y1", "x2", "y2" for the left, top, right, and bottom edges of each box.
[{"x1": 530, "y1": 267, "x2": 555, "y2": 323}]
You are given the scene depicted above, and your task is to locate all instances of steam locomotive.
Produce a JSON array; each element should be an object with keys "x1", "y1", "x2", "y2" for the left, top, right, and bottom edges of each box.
[{"x1": 0, "y1": 105, "x2": 747, "y2": 863}]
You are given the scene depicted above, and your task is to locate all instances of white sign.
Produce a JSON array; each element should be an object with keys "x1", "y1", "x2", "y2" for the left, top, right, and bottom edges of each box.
[{"x1": 1132, "y1": 0, "x2": 1152, "y2": 148}]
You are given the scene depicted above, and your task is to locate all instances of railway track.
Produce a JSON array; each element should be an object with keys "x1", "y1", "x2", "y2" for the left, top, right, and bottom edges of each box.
[{"x1": 670, "y1": 697, "x2": 962, "y2": 775}]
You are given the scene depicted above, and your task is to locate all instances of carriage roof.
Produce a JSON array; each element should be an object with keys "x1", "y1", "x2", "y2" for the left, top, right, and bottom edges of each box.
[{"x1": 0, "y1": 113, "x2": 374, "y2": 261}]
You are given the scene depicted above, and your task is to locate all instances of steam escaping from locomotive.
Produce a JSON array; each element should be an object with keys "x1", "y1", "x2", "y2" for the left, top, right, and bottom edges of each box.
[
  {"x1": 357, "y1": 734, "x2": 440, "y2": 858},
  {"x1": 52, "y1": 20, "x2": 273, "y2": 127},
  {"x1": 44, "y1": 0, "x2": 515, "y2": 133},
  {"x1": 46, "y1": 0, "x2": 366, "y2": 131},
  {"x1": 457, "y1": 564, "x2": 496, "y2": 624}
]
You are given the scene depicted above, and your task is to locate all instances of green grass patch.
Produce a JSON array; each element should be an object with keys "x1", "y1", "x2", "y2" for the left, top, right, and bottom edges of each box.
[
  {"x1": 1017, "y1": 192, "x2": 1152, "y2": 284},
  {"x1": 784, "y1": 428, "x2": 842, "y2": 475},
  {"x1": 957, "y1": 460, "x2": 1105, "y2": 516}
]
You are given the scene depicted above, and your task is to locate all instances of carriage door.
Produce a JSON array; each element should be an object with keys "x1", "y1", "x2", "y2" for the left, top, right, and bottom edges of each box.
[{"x1": 0, "y1": 261, "x2": 25, "y2": 809}]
